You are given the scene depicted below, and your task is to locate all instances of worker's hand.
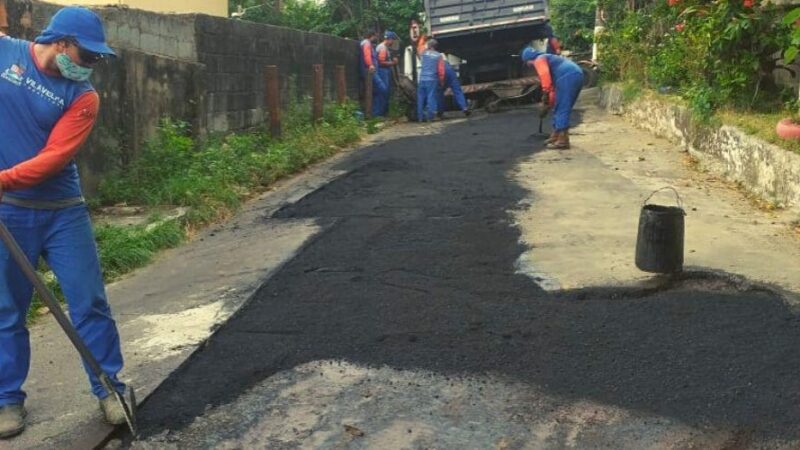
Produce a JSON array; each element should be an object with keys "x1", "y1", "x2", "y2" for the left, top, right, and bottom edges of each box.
[
  {"x1": 369, "y1": 66, "x2": 376, "y2": 73},
  {"x1": 392, "y1": 57, "x2": 399, "y2": 65}
]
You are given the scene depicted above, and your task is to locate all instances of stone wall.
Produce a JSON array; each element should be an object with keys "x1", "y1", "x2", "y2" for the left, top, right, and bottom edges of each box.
[
  {"x1": 2, "y1": 0, "x2": 360, "y2": 193},
  {"x1": 600, "y1": 85, "x2": 800, "y2": 210}
]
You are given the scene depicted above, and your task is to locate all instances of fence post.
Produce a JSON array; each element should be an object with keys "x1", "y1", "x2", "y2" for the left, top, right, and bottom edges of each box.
[
  {"x1": 335, "y1": 65, "x2": 347, "y2": 104},
  {"x1": 312, "y1": 64, "x2": 324, "y2": 123},
  {"x1": 265, "y1": 65, "x2": 281, "y2": 138}
]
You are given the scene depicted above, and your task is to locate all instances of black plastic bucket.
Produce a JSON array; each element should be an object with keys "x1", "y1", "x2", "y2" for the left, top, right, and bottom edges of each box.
[{"x1": 635, "y1": 188, "x2": 685, "y2": 273}]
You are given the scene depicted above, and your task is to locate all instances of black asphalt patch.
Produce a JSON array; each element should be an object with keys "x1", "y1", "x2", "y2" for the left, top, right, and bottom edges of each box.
[{"x1": 126, "y1": 110, "x2": 800, "y2": 445}]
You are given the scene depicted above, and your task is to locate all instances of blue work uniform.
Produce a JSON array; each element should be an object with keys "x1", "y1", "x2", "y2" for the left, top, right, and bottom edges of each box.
[
  {"x1": 523, "y1": 48, "x2": 584, "y2": 131},
  {"x1": 417, "y1": 49, "x2": 444, "y2": 122},
  {"x1": 360, "y1": 39, "x2": 387, "y2": 117},
  {"x1": 0, "y1": 35, "x2": 125, "y2": 407},
  {"x1": 541, "y1": 54, "x2": 583, "y2": 130},
  {"x1": 437, "y1": 61, "x2": 467, "y2": 113},
  {"x1": 375, "y1": 42, "x2": 393, "y2": 117}
]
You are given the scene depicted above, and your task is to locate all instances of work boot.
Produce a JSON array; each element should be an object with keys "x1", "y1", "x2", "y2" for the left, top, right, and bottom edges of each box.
[
  {"x1": 99, "y1": 395, "x2": 127, "y2": 425},
  {"x1": 463, "y1": 109, "x2": 472, "y2": 117},
  {"x1": 0, "y1": 404, "x2": 26, "y2": 439},
  {"x1": 548, "y1": 130, "x2": 570, "y2": 149},
  {"x1": 544, "y1": 131, "x2": 559, "y2": 145}
]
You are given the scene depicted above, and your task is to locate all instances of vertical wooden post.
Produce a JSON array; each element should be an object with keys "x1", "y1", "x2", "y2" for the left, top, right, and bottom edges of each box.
[
  {"x1": 364, "y1": 70, "x2": 373, "y2": 119},
  {"x1": 265, "y1": 65, "x2": 281, "y2": 138},
  {"x1": 335, "y1": 65, "x2": 347, "y2": 104},
  {"x1": 312, "y1": 64, "x2": 324, "y2": 123}
]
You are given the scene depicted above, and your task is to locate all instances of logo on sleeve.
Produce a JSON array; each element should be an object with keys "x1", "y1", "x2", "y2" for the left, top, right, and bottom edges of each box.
[{"x1": 1, "y1": 64, "x2": 25, "y2": 86}]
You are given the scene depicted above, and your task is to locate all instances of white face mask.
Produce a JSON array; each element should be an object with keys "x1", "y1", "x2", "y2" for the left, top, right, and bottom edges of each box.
[{"x1": 55, "y1": 53, "x2": 93, "y2": 82}]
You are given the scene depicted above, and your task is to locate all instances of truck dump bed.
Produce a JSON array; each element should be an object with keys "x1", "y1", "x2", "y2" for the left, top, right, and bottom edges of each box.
[
  {"x1": 426, "y1": 0, "x2": 548, "y2": 38},
  {"x1": 424, "y1": 0, "x2": 548, "y2": 72}
]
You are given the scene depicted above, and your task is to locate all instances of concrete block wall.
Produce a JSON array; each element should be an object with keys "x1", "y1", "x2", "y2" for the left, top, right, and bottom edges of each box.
[{"x1": 195, "y1": 16, "x2": 359, "y2": 132}]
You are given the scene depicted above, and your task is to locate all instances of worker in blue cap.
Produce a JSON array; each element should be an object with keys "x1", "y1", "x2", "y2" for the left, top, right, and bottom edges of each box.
[
  {"x1": 0, "y1": 7, "x2": 125, "y2": 438},
  {"x1": 521, "y1": 47, "x2": 583, "y2": 149},
  {"x1": 375, "y1": 30, "x2": 400, "y2": 117},
  {"x1": 437, "y1": 60, "x2": 470, "y2": 118},
  {"x1": 360, "y1": 30, "x2": 388, "y2": 117}
]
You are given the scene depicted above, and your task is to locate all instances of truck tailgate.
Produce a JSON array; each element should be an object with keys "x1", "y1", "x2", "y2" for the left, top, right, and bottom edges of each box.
[{"x1": 426, "y1": 0, "x2": 548, "y2": 37}]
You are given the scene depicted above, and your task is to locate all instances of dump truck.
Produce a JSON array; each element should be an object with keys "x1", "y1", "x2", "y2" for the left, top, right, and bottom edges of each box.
[{"x1": 397, "y1": 0, "x2": 553, "y2": 115}]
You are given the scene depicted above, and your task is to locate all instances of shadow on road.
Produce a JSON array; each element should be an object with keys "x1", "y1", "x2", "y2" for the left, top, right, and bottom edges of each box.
[{"x1": 128, "y1": 108, "x2": 800, "y2": 444}]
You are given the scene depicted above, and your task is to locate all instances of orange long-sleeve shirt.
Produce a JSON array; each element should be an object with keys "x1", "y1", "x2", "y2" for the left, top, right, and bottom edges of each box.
[{"x1": 530, "y1": 58, "x2": 556, "y2": 107}]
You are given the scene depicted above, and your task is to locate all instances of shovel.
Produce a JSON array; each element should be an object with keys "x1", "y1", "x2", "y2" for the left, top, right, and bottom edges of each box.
[
  {"x1": 531, "y1": 104, "x2": 551, "y2": 139},
  {"x1": 0, "y1": 219, "x2": 137, "y2": 437}
]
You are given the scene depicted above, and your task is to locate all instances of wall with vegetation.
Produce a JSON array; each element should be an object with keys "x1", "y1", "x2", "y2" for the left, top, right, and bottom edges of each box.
[
  {"x1": 598, "y1": 0, "x2": 793, "y2": 117},
  {"x1": 3, "y1": 0, "x2": 359, "y2": 193}
]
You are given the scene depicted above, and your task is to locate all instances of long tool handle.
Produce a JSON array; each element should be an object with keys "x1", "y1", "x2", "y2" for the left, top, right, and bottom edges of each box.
[{"x1": 0, "y1": 220, "x2": 137, "y2": 436}]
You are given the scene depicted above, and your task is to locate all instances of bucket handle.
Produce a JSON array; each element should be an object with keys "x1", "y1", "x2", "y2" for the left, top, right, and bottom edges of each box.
[{"x1": 643, "y1": 187, "x2": 684, "y2": 210}]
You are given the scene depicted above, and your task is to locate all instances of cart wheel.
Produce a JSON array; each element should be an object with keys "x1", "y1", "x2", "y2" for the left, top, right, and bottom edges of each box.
[
  {"x1": 579, "y1": 63, "x2": 598, "y2": 88},
  {"x1": 484, "y1": 93, "x2": 501, "y2": 113}
]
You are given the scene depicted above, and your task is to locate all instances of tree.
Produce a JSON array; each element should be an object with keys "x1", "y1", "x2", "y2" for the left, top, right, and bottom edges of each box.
[
  {"x1": 550, "y1": 0, "x2": 597, "y2": 52},
  {"x1": 229, "y1": 0, "x2": 422, "y2": 40}
]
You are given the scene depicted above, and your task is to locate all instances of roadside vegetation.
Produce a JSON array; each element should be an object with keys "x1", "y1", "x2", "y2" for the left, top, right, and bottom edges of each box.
[{"x1": 598, "y1": 0, "x2": 800, "y2": 152}]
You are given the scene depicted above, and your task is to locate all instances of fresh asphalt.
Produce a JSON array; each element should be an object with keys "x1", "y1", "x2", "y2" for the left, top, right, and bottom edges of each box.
[{"x1": 120, "y1": 108, "x2": 800, "y2": 447}]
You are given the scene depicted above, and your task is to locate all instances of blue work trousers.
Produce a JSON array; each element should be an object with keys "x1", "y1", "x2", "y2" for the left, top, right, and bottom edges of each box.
[
  {"x1": 552, "y1": 71, "x2": 584, "y2": 131},
  {"x1": 363, "y1": 68, "x2": 388, "y2": 117},
  {"x1": 417, "y1": 80, "x2": 439, "y2": 122},
  {"x1": 0, "y1": 204, "x2": 125, "y2": 407},
  {"x1": 376, "y1": 68, "x2": 392, "y2": 117},
  {"x1": 438, "y1": 79, "x2": 468, "y2": 113}
]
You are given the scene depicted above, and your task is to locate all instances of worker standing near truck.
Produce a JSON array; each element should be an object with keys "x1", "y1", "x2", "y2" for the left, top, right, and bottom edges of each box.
[
  {"x1": 376, "y1": 31, "x2": 399, "y2": 117},
  {"x1": 360, "y1": 30, "x2": 387, "y2": 117},
  {"x1": 417, "y1": 39, "x2": 445, "y2": 122},
  {"x1": 522, "y1": 47, "x2": 583, "y2": 149}
]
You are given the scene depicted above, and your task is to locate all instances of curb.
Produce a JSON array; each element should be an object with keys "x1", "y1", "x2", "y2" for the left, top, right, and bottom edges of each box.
[{"x1": 599, "y1": 84, "x2": 800, "y2": 212}]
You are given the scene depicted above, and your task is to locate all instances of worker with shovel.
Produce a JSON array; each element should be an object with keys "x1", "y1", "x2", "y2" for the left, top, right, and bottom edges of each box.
[
  {"x1": 376, "y1": 30, "x2": 400, "y2": 117},
  {"x1": 522, "y1": 47, "x2": 584, "y2": 149},
  {"x1": 0, "y1": 7, "x2": 128, "y2": 438}
]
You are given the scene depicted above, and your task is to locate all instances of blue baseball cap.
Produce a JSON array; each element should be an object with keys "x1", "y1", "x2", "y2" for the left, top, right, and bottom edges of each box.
[
  {"x1": 35, "y1": 7, "x2": 116, "y2": 56},
  {"x1": 384, "y1": 30, "x2": 399, "y2": 40},
  {"x1": 521, "y1": 47, "x2": 543, "y2": 62}
]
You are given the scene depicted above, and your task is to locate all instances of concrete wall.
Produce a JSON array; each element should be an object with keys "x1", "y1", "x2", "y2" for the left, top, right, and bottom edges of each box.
[
  {"x1": 600, "y1": 85, "x2": 800, "y2": 210},
  {"x1": 45, "y1": 0, "x2": 228, "y2": 17},
  {"x1": 195, "y1": 15, "x2": 360, "y2": 132},
  {"x1": 3, "y1": 0, "x2": 359, "y2": 194}
]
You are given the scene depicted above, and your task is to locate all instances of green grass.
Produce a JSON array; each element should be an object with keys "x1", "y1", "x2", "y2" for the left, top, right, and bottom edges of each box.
[
  {"x1": 611, "y1": 83, "x2": 800, "y2": 154},
  {"x1": 28, "y1": 101, "x2": 365, "y2": 323},
  {"x1": 716, "y1": 109, "x2": 800, "y2": 155},
  {"x1": 94, "y1": 219, "x2": 185, "y2": 280}
]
